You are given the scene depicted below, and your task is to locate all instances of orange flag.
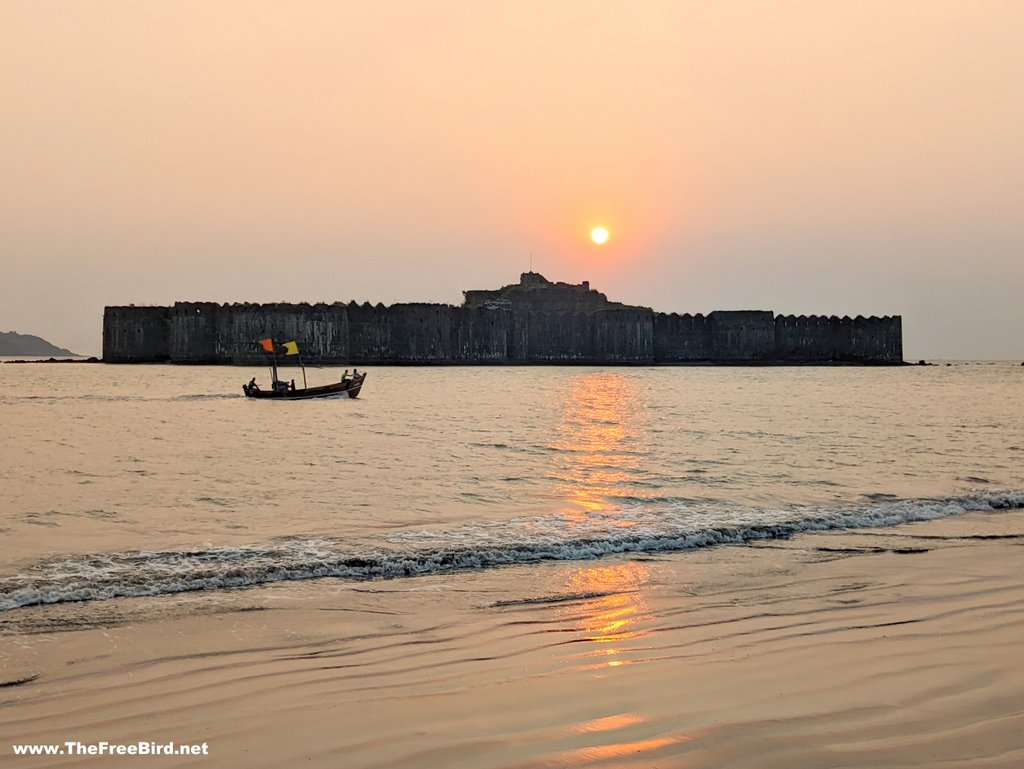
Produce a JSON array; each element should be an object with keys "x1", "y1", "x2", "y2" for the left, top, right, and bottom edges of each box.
[{"x1": 259, "y1": 338, "x2": 275, "y2": 353}]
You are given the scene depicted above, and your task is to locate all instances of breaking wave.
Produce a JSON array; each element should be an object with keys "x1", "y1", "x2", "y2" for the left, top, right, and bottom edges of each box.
[{"x1": 2, "y1": 491, "x2": 1022, "y2": 611}]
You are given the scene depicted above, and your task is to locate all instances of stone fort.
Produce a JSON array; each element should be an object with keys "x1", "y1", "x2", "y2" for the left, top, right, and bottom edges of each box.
[{"x1": 102, "y1": 272, "x2": 903, "y2": 364}]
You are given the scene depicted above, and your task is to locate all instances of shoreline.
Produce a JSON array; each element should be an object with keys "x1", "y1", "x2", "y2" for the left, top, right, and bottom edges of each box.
[{"x1": 4, "y1": 510, "x2": 1022, "y2": 768}]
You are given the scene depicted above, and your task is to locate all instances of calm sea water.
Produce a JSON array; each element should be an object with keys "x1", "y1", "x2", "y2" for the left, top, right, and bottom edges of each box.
[{"x1": 2, "y1": 361, "x2": 1022, "y2": 612}]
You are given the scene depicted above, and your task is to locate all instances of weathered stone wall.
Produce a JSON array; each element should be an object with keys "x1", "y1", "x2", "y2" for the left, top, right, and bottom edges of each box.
[
  {"x1": 103, "y1": 306, "x2": 170, "y2": 362},
  {"x1": 449, "y1": 307, "x2": 509, "y2": 361},
  {"x1": 526, "y1": 311, "x2": 595, "y2": 361},
  {"x1": 653, "y1": 313, "x2": 711, "y2": 361},
  {"x1": 387, "y1": 303, "x2": 452, "y2": 362},
  {"x1": 102, "y1": 276, "x2": 903, "y2": 365},
  {"x1": 168, "y1": 303, "x2": 218, "y2": 363},
  {"x1": 592, "y1": 308, "x2": 654, "y2": 362},
  {"x1": 346, "y1": 303, "x2": 390, "y2": 362},
  {"x1": 775, "y1": 315, "x2": 903, "y2": 363},
  {"x1": 210, "y1": 303, "x2": 349, "y2": 364},
  {"x1": 707, "y1": 311, "x2": 777, "y2": 361}
]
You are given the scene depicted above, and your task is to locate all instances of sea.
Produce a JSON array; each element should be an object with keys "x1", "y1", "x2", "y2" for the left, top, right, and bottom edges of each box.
[{"x1": 2, "y1": 360, "x2": 1022, "y2": 617}]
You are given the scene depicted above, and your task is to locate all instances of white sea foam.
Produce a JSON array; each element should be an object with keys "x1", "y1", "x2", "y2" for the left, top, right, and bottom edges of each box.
[{"x1": 1, "y1": 491, "x2": 1022, "y2": 612}]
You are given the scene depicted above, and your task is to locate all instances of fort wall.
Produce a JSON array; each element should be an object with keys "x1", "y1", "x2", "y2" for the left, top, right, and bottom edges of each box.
[
  {"x1": 102, "y1": 273, "x2": 903, "y2": 365},
  {"x1": 103, "y1": 306, "x2": 171, "y2": 362},
  {"x1": 653, "y1": 313, "x2": 711, "y2": 361}
]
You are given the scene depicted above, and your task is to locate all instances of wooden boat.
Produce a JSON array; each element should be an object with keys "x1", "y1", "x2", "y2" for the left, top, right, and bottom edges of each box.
[
  {"x1": 243, "y1": 371, "x2": 365, "y2": 400},
  {"x1": 242, "y1": 337, "x2": 366, "y2": 400}
]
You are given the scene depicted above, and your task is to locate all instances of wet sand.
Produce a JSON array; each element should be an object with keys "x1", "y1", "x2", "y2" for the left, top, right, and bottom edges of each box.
[{"x1": 4, "y1": 511, "x2": 1023, "y2": 768}]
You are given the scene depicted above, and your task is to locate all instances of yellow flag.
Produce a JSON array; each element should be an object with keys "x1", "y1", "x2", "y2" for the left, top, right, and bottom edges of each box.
[
  {"x1": 259, "y1": 338, "x2": 275, "y2": 353},
  {"x1": 282, "y1": 341, "x2": 299, "y2": 356}
]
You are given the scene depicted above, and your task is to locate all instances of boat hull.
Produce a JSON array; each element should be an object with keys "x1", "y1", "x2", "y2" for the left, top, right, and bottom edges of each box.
[{"x1": 242, "y1": 374, "x2": 365, "y2": 400}]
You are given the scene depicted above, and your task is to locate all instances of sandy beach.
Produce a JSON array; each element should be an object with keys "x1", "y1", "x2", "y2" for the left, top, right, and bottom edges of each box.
[{"x1": 4, "y1": 509, "x2": 1022, "y2": 769}]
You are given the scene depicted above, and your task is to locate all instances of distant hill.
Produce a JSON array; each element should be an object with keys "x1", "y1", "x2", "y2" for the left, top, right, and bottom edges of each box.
[{"x1": 0, "y1": 331, "x2": 77, "y2": 356}]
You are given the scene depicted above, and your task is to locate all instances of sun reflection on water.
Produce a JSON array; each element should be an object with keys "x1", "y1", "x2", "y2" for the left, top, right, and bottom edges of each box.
[
  {"x1": 546, "y1": 373, "x2": 657, "y2": 670},
  {"x1": 552, "y1": 734, "x2": 690, "y2": 765},
  {"x1": 553, "y1": 561, "x2": 686, "y2": 762},
  {"x1": 562, "y1": 561, "x2": 650, "y2": 670},
  {"x1": 549, "y1": 372, "x2": 646, "y2": 525}
]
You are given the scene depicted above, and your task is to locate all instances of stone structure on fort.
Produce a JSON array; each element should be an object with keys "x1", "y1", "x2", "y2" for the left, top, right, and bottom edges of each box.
[{"x1": 102, "y1": 273, "x2": 903, "y2": 365}]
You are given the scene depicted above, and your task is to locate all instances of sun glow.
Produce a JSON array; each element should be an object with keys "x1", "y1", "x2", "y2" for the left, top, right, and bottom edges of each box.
[{"x1": 590, "y1": 226, "x2": 608, "y2": 245}]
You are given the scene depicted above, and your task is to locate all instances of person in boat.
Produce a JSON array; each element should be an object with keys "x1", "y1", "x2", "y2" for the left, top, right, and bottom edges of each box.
[
  {"x1": 341, "y1": 369, "x2": 350, "y2": 382},
  {"x1": 248, "y1": 377, "x2": 259, "y2": 391},
  {"x1": 290, "y1": 379, "x2": 296, "y2": 391}
]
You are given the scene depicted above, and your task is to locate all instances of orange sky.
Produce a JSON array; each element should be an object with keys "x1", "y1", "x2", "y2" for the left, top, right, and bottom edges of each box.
[{"x1": 2, "y1": 1, "x2": 1022, "y2": 358}]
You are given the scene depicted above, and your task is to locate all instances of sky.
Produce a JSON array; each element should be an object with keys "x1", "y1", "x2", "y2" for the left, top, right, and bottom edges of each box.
[{"x1": 2, "y1": 1, "x2": 1022, "y2": 359}]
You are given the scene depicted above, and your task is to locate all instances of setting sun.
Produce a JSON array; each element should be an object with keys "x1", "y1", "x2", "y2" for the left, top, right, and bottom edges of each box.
[{"x1": 590, "y1": 227, "x2": 609, "y2": 245}]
